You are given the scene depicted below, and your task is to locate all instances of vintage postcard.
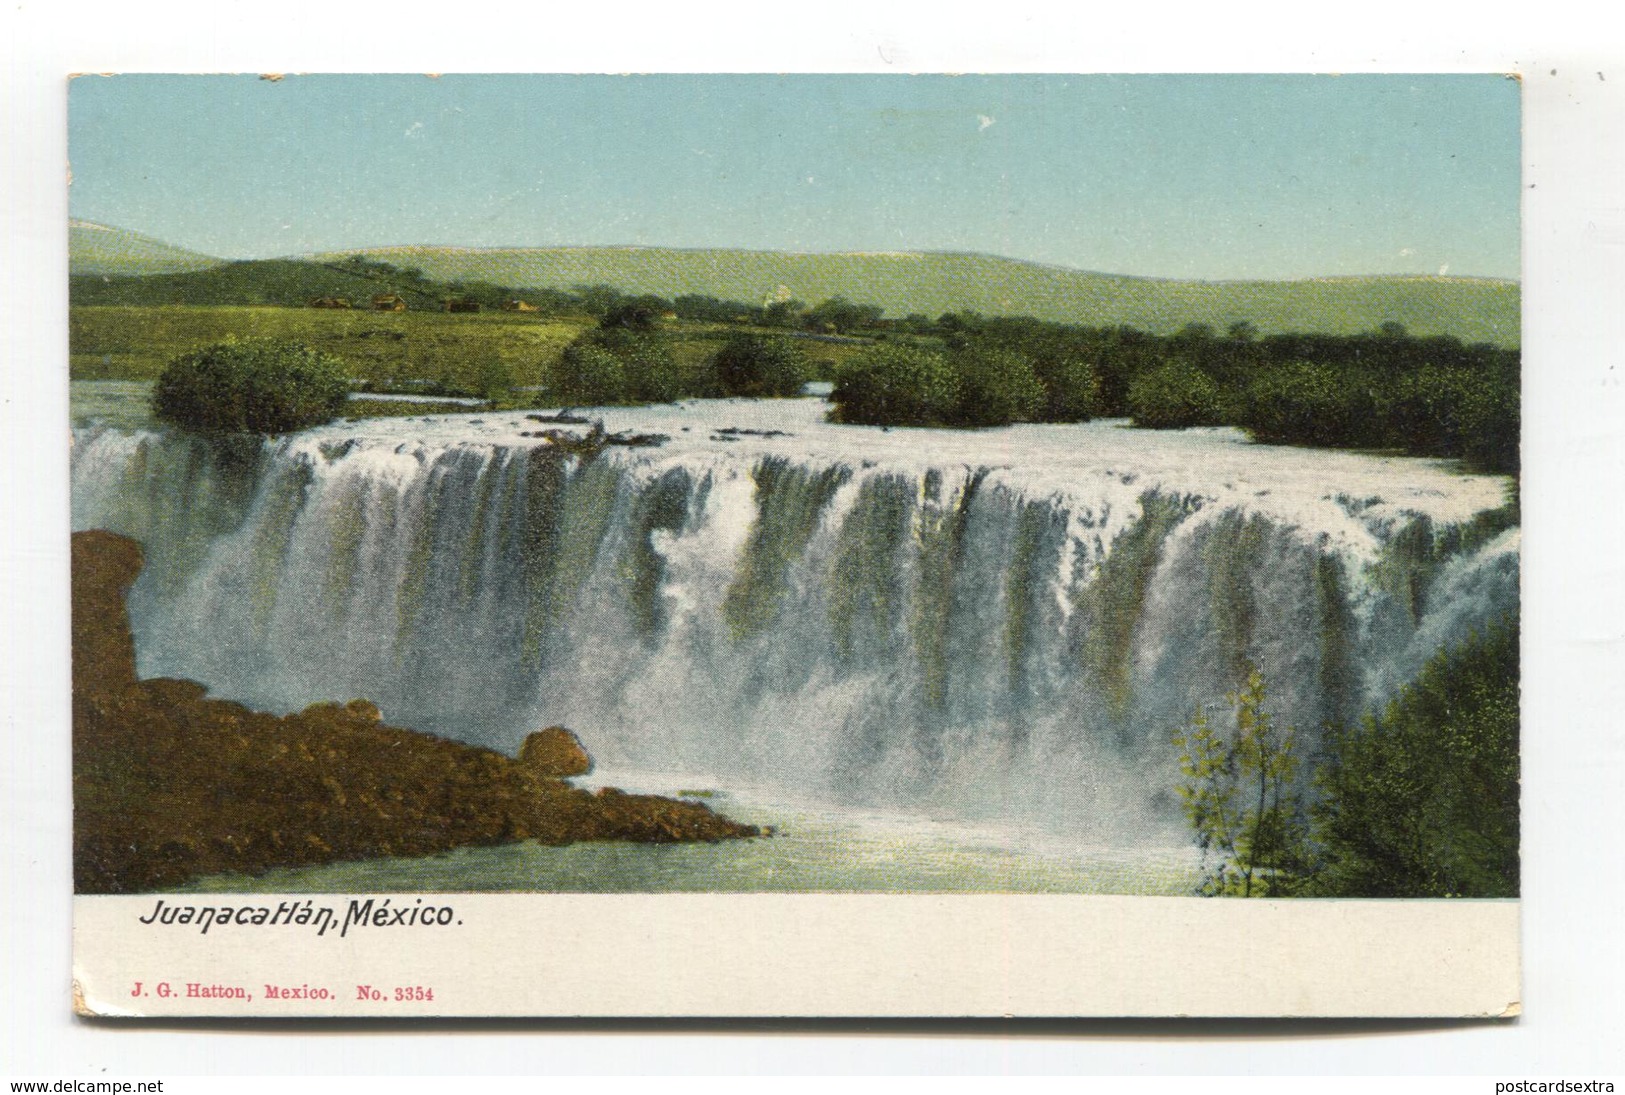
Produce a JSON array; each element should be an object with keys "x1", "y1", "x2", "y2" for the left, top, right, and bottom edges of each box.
[{"x1": 67, "y1": 73, "x2": 1520, "y2": 1017}]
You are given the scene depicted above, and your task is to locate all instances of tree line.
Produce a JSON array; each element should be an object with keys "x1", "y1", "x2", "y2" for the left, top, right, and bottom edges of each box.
[
  {"x1": 139, "y1": 263, "x2": 1519, "y2": 475},
  {"x1": 544, "y1": 322, "x2": 812, "y2": 407},
  {"x1": 826, "y1": 313, "x2": 1520, "y2": 474},
  {"x1": 331, "y1": 257, "x2": 914, "y2": 336}
]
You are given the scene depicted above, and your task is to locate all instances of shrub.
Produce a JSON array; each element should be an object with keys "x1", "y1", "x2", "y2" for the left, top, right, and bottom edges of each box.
[
  {"x1": 152, "y1": 338, "x2": 350, "y2": 434},
  {"x1": 1173, "y1": 667, "x2": 1308, "y2": 897},
  {"x1": 548, "y1": 330, "x2": 684, "y2": 405},
  {"x1": 1170, "y1": 619, "x2": 1522, "y2": 898},
  {"x1": 472, "y1": 357, "x2": 516, "y2": 402},
  {"x1": 599, "y1": 295, "x2": 672, "y2": 332},
  {"x1": 803, "y1": 296, "x2": 883, "y2": 334},
  {"x1": 549, "y1": 340, "x2": 626, "y2": 406},
  {"x1": 614, "y1": 335, "x2": 685, "y2": 404},
  {"x1": 1126, "y1": 359, "x2": 1222, "y2": 429},
  {"x1": 1237, "y1": 361, "x2": 1381, "y2": 447},
  {"x1": 828, "y1": 344, "x2": 963, "y2": 427},
  {"x1": 1458, "y1": 368, "x2": 1520, "y2": 474},
  {"x1": 1310, "y1": 617, "x2": 1519, "y2": 897},
  {"x1": 1379, "y1": 364, "x2": 1476, "y2": 457},
  {"x1": 711, "y1": 335, "x2": 810, "y2": 398},
  {"x1": 949, "y1": 347, "x2": 1045, "y2": 427},
  {"x1": 1030, "y1": 354, "x2": 1098, "y2": 423}
]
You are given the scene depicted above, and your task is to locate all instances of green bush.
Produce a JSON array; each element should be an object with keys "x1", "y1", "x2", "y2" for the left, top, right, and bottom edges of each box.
[
  {"x1": 1310, "y1": 617, "x2": 1519, "y2": 897},
  {"x1": 1169, "y1": 618, "x2": 1520, "y2": 898},
  {"x1": 548, "y1": 330, "x2": 684, "y2": 405},
  {"x1": 1379, "y1": 364, "x2": 1476, "y2": 457},
  {"x1": 949, "y1": 347, "x2": 1045, "y2": 426},
  {"x1": 614, "y1": 334, "x2": 684, "y2": 404},
  {"x1": 472, "y1": 357, "x2": 516, "y2": 402},
  {"x1": 151, "y1": 338, "x2": 350, "y2": 434},
  {"x1": 829, "y1": 344, "x2": 963, "y2": 427},
  {"x1": 1030, "y1": 354, "x2": 1098, "y2": 422},
  {"x1": 1237, "y1": 361, "x2": 1381, "y2": 447},
  {"x1": 1126, "y1": 360, "x2": 1222, "y2": 429},
  {"x1": 549, "y1": 340, "x2": 626, "y2": 405},
  {"x1": 1458, "y1": 369, "x2": 1520, "y2": 474},
  {"x1": 599, "y1": 295, "x2": 672, "y2": 332},
  {"x1": 1173, "y1": 667, "x2": 1308, "y2": 897},
  {"x1": 711, "y1": 335, "x2": 810, "y2": 398}
]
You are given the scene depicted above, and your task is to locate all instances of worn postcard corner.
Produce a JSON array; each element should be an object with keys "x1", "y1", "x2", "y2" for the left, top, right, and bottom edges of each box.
[{"x1": 68, "y1": 73, "x2": 1521, "y2": 1019}]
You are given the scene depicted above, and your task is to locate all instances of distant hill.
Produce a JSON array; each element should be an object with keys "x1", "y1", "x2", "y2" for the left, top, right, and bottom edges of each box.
[
  {"x1": 69, "y1": 221, "x2": 223, "y2": 276},
  {"x1": 316, "y1": 245, "x2": 1521, "y2": 345},
  {"x1": 70, "y1": 258, "x2": 444, "y2": 309},
  {"x1": 67, "y1": 225, "x2": 1521, "y2": 344}
]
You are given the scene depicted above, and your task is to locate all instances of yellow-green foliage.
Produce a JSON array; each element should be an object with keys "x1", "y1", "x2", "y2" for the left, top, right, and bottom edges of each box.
[
  {"x1": 1172, "y1": 621, "x2": 1521, "y2": 898},
  {"x1": 1173, "y1": 667, "x2": 1305, "y2": 897}
]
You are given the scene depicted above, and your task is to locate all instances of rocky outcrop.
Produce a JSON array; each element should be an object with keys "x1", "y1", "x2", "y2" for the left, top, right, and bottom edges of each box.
[
  {"x1": 71, "y1": 530, "x2": 759, "y2": 894},
  {"x1": 517, "y1": 726, "x2": 593, "y2": 778}
]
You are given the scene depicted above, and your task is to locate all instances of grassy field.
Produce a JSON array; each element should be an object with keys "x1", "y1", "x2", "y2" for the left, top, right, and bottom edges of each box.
[
  {"x1": 70, "y1": 305, "x2": 871, "y2": 394},
  {"x1": 71, "y1": 306, "x2": 596, "y2": 391}
]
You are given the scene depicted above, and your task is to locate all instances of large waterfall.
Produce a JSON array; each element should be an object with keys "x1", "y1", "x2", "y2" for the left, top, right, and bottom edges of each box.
[{"x1": 70, "y1": 393, "x2": 1519, "y2": 845}]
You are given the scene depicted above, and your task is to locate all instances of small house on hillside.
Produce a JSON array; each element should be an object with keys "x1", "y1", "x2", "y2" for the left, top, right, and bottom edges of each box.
[
  {"x1": 371, "y1": 294, "x2": 408, "y2": 312},
  {"x1": 501, "y1": 299, "x2": 540, "y2": 313},
  {"x1": 445, "y1": 298, "x2": 481, "y2": 313},
  {"x1": 308, "y1": 296, "x2": 353, "y2": 309}
]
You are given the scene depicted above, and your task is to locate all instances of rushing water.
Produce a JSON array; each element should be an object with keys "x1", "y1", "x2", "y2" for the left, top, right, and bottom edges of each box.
[{"x1": 70, "y1": 382, "x2": 1519, "y2": 892}]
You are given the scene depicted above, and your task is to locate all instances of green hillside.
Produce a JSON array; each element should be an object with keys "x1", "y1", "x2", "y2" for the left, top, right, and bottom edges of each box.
[
  {"x1": 69, "y1": 221, "x2": 223, "y2": 276},
  {"x1": 318, "y1": 245, "x2": 1521, "y2": 345},
  {"x1": 70, "y1": 258, "x2": 445, "y2": 309},
  {"x1": 66, "y1": 224, "x2": 1521, "y2": 345}
]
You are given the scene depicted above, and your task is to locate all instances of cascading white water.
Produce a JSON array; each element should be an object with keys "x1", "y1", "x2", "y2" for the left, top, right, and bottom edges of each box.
[{"x1": 70, "y1": 391, "x2": 1519, "y2": 844}]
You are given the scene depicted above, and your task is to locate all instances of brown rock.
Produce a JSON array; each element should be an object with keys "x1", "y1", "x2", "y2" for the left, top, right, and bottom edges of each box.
[
  {"x1": 138, "y1": 678, "x2": 209, "y2": 706},
  {"x1": 70, "y1": 530, "x2": 144, "y2": 697},
  {"x1": 517, "y1": 726, "x2": 593, "y2": 779},
  {"x1": 70, "y1": 530, "x2": 758, "y2": 894}
]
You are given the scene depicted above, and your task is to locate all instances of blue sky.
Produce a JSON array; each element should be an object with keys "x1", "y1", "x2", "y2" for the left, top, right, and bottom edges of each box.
[{"x1": 68, "y1": 73, "x2": 1521, "y2": 280}]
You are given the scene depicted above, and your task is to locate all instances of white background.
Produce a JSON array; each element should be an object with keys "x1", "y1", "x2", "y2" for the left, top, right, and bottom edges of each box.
[{"x1": 4, "y1": 0, "x2": 1623, "y2": 1077}]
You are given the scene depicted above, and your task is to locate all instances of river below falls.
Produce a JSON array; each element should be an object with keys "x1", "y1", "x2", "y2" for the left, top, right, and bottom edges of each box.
[{"x1": 178, "y1": 768, "x2": 1201, "y2": 894}]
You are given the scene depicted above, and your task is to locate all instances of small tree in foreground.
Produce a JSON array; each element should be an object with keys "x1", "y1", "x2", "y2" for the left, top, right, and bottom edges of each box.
[
  {"x1": 152, "y1": 338, "x2": 350, "y2": 434},
  {"x1": 1173, "y1": 667, "x2": 1306, "y2": 896}
]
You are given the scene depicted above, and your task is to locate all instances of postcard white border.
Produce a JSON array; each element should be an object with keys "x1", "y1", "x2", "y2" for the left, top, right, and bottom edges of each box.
[
  {"x1": 7, "y1": 0, "x2": 1625, "y2": 1077},
  {"x1": 73, "y1": 894, "x2": 1520, "y2": 1019}
]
